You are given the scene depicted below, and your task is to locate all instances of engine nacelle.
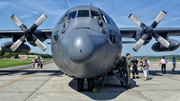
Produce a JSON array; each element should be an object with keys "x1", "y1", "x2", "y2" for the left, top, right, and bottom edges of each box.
[
  {"x1": 1, "y1": 42, "x2": 31, "y2": 53},
  {"x1": 152, "y1": 39, "x2": 179, "y2": 52}
]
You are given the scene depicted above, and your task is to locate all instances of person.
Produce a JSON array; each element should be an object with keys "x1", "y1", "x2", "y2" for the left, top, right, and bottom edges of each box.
[
  {"x1": 118, "y1": 57, "x2": 125, "y2": 86},
  {"x1": 139, "y1": 58, "x2": 143, "y2": 70},
  {"x1": 119, "y1": 57, "x2": 125, "y2": 78},
  {"x1": 37, "y1": 59, "x2": 40, "y2": 69},
  {"x1": 49, "y1": 58, "x2": 50, "y2": 61},
  {"x1": 172, "y1": 57, "x2": 176, "y2": 72},
  {"x1": 131, "y1": 56, "x2": 139, "y2": 79},
  {"x1": 159, "y1": 56, "x2": 167, "y2": 74},
  {"x1": 40, "y1": 58, "x2": 44, "y2": 69},
  {"x1": 31, "y1": 59, "x2": 35, "y2": 69},
  {"x1": 143, "y1": 58, "x2": 149, "y2": 81},
  {"x1": 123, "y1": 53, "x2": 131, "y2": 89},
  {"x1": 35, "y1": 59, "x2": 38, "y2": 69},
  {"x1": 145, "y1": 57, "x2": 150, "y2": 78}
]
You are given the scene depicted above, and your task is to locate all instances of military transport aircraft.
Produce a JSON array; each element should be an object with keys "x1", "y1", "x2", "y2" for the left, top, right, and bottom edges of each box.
[{"x1": 0, "y1": 5, "x2": 180, "y2": 91}]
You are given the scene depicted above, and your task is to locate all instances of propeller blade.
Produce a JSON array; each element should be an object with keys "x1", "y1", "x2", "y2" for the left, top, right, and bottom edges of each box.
[
  {"x1": 152, "y1": 31, "x2": 170, "y2": 48},
  {"x1": 128, "y1": 14, "x2": 147, "y2": 30},
  {"x1": 151, "y1": 10, "x2": 166, "y2": 28},
  {"x1": 133, "y1": 38, "x2": 145, "y2": 52},
  {"x1": 10, "y1": 35, "x2": 26, "y2": 52},
  {"x1": 11, "y1": 15, "x2": 27, "y2": 31},
  {"x1": 34, "y1": 14, "x2": 47, "y2": 27},
  {"x1": 30, "y1": 14, "x2": 47, "y2": 32},
  {"x1": 133, "y1": 33, "x2": 150, "y2": 52},
  {"x1": 32, "y1": 34, "x2": 47, "y2": 51}
]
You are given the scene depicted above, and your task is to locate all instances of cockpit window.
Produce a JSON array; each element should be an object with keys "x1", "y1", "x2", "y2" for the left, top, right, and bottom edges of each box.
[
  {"x1": 77, "y1": 10, "x2": 89, "y2": 17},
  {"x1": 104, "y1": 15, "x2": 114, "y2": 26},
  {"x1": 68, "y1": 11, "x2": 77, "y2": 19},
  {"x1": 62, "y1": 14, "x2": 68, "y2": 22},
  {"x1": 91, "y1": 10, "x2": 101, "y2": 20}
]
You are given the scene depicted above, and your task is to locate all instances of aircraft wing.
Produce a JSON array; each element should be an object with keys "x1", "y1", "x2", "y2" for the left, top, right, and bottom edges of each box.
[
  {"x1": 119, "y1": 28, "x2": 180, "y2": 38},
  {"x1": 0, "y1": 29, "x2": 52, "y2": 39}
]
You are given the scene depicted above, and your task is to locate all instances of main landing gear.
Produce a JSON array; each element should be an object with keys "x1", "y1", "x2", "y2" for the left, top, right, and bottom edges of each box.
[{"x1": 77, "y1": 78, "x2": 95, "y2": 92}]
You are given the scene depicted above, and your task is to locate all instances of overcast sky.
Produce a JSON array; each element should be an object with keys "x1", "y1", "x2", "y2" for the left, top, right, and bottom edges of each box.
[{"x1": 0, "y1": 0, "x2": 180, "y2": 56}]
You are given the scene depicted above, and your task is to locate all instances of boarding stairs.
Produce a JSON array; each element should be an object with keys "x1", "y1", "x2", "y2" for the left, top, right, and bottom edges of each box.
[{"x1": 112, "y1": 70, "x2": 126, "y2": 86}]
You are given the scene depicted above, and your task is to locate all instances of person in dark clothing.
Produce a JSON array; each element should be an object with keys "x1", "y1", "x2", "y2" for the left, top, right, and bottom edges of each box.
[
  {"x1": 119, "y1": 57, "x2": 125, "y2": 78},
  {"x1": 139, "y1": 58, "x2": 143, "y2": 70},
  {"x1": 131, "y1": 56, "x2": 139, "y2": 79}
]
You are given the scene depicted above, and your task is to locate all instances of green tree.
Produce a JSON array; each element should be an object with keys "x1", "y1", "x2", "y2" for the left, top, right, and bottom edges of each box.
[
  {"x1": 3, "y1": 53, "x2": 11, "y2": 58},
  {"x1": 0, "y1": 50, "x2": 5, "y2": 56}
]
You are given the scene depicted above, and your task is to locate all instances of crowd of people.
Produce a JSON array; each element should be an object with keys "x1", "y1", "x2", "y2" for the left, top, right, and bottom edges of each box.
[
  {"x1": 31, "y1": 58, "x2": 44, "y2": 69},
  {"x1": 115, "y1": 53, "x2": 177, "y2": 89}
]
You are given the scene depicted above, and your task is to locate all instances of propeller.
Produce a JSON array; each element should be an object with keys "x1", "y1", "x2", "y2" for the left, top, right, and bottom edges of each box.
[
  {"x1": 128, "y1": 11, "x2": 170, "y2": 52},
  {"x1": 10, "y1": 14, "x2": 47, "y2": 52}
]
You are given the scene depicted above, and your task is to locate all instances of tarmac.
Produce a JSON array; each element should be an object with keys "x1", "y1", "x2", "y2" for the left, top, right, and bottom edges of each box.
[{"x1": 0, "y1": 61, "x2": 180, "y2": 101}]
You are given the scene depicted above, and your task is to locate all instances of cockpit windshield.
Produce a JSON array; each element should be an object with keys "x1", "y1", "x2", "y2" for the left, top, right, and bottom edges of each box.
[
  {"x1": 68, "y1": 11, "x2": 77, "y2": 19},
  {"x1": 91, "y1": 10, "x2": 101, "y2": 20},
  {"x1": 77, "y1": 10, "x2": 89, "y2": 17}
]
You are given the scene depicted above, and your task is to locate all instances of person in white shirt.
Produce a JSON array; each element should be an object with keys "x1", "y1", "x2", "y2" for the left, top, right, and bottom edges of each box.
[
  {"x1": 35, "y1": 59, "x2": 38, "y2": 69},
  {"x1": 159, "y1": 56, "x2": 168, "y2": 74},
  {"x1": 143, "y1": 58, "x2": 149, "y2": 81},
  {"x1": 31, "y1": 59, "x2": 35, "y2": 69}
]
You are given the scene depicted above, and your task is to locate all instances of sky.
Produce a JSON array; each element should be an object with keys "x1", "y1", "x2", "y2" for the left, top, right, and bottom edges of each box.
[{"x1": 0, "y1": 0, "x2": 180, "y2": 56}]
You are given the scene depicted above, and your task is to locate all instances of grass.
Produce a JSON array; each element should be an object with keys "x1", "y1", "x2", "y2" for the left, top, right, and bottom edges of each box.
[{"x1": 0, "y1": 58, "x2": 52, "y2": 68}]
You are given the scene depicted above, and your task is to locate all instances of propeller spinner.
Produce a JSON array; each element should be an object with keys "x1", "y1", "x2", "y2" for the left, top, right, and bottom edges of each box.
[
  {"x1": 10, "y1": 14, "x2": 47, "y2": 52},
  {"x1": 128, "y1": 11, "x2": 170, "y2": 52}
]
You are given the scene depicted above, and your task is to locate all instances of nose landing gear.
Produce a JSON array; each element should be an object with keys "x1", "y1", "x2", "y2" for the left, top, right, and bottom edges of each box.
[{"x1": 77, "y1": 78, "x2": 95, "y2": 92}]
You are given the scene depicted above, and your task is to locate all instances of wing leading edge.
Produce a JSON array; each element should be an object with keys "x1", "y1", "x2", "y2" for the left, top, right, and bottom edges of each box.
[
  {"x1": 0, "y1": 29, "x2": 52, "y2": 39},
  {"x1": 120, "y1": 27, "x2": 180, "y2": 38}
]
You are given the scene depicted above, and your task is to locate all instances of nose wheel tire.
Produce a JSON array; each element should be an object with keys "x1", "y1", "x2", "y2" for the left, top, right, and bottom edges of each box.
[
  {"x1": 77, "y1": 78, "x2": 84, "y2": 91},
  {"x1": 87, "y1": 78, "x2": 95, "y2": 92}
]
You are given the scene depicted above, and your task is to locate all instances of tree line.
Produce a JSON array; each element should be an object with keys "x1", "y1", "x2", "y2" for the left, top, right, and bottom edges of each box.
[{"x1": 0, "y1": 50, "x2": 52, "y2": 58}]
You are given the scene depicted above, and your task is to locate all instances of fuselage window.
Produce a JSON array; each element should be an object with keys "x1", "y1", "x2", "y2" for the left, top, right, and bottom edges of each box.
[
  {"x1": 110, "y1": 31, "x2": 116, "y2": 44},
  {"x1": 77, "y1": 10, "x2": 89, "y2": 17},
  {"x1": 91, "y1": 10, "x2": 101, "y2": 20},
  {"x1": 68, "y1": 11, "x2": 77, "y2": 19},
  {"x1": 54, "y1": 31, "x2": 59, "y2": 43}
]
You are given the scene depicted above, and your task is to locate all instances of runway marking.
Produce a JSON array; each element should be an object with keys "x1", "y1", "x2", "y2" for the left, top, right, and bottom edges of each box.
[{"x1": 0, "y1": 65, "x2": 56, "y2": 89}]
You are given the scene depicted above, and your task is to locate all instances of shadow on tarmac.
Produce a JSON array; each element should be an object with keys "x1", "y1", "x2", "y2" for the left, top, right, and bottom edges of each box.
[
  {"x1": 0, "y1": 70, "x2": 64, "y2": 76},
  {"x1": 148, "y1": 70, "x2": 180, "y2": 76},
  {"x1": 68, "y1": 75, "x2": 138, "y2": 100}
]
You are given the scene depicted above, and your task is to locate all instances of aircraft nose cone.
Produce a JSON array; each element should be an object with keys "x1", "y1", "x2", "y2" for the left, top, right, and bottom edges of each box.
[{"x1": 68, "y1": 33, "x2": 94, "y2": 63}]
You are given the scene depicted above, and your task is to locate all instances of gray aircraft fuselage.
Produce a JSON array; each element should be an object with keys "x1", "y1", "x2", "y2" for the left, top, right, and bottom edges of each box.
[{"x1": 51, "y1": 5, "x2": 122, "y2": 79}]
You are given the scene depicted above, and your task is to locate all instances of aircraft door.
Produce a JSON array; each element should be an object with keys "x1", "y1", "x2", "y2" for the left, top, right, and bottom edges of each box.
[{"x1": 58, "y1": 40, "x2": 61, "y2": 52}]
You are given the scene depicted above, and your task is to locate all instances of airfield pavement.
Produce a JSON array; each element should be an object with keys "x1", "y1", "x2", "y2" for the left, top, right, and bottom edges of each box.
[{"x1": 0, "y1": 61, "x2": 180, "y2": 101}]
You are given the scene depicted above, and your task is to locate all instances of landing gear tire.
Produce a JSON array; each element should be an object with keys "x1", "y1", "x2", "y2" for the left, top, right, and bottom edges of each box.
[
  {"x1": 87, "y1": 78, "x2": 95, "y2": 92},
  {"x1": 77, "y1": 78, "x2": 84, "y2": 91}
]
